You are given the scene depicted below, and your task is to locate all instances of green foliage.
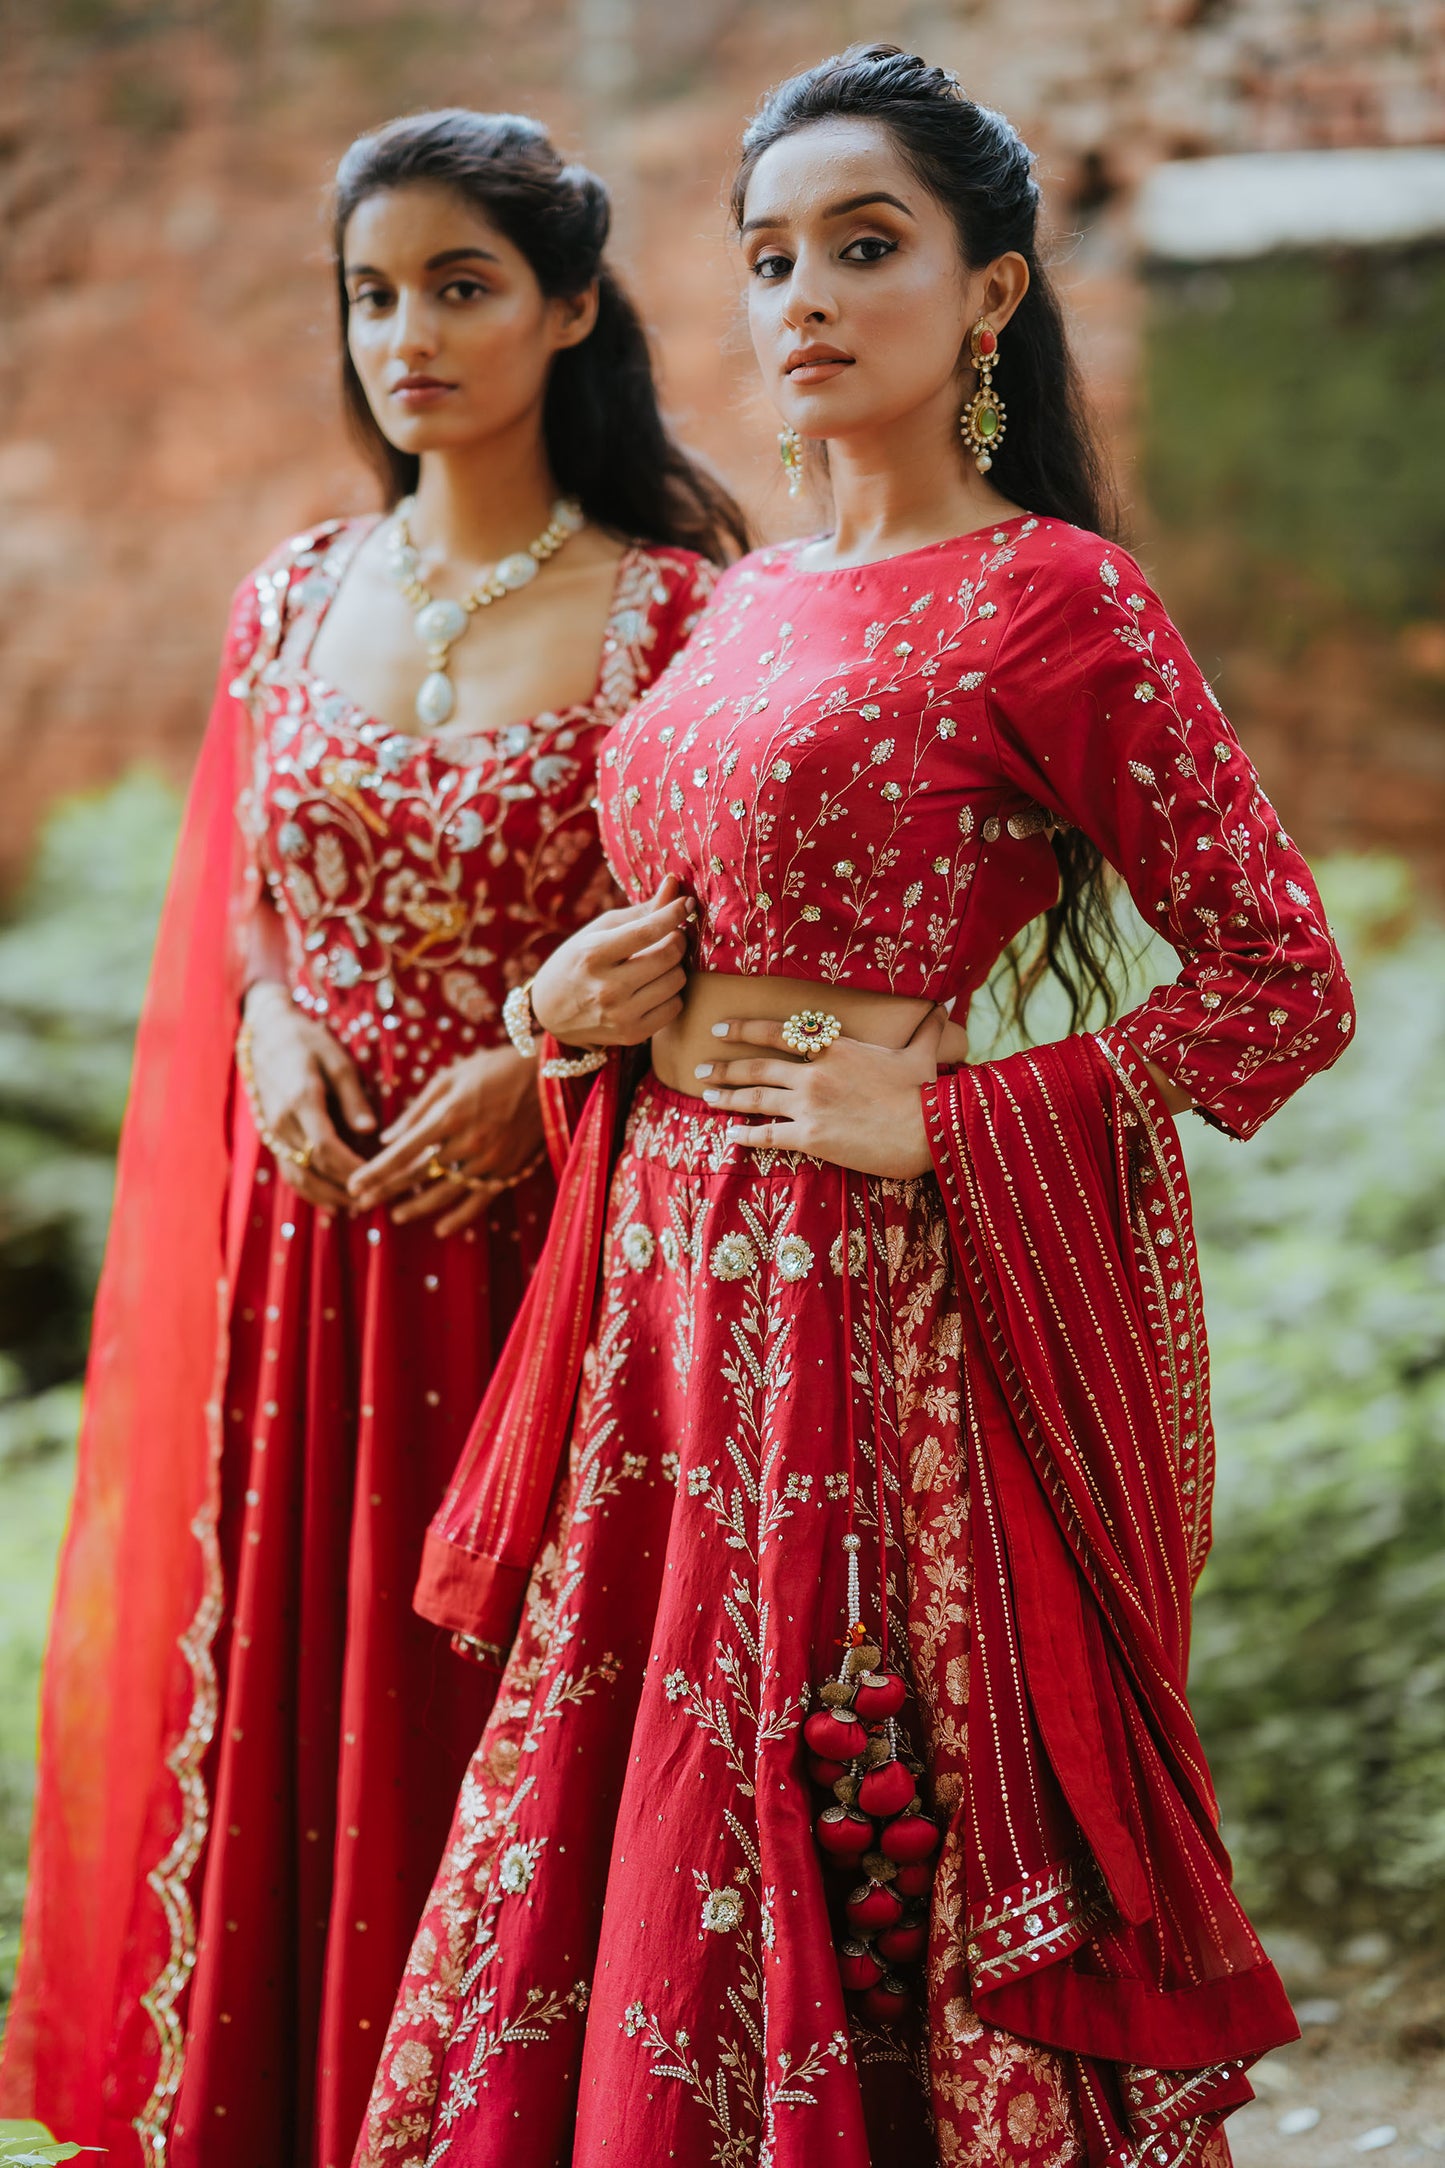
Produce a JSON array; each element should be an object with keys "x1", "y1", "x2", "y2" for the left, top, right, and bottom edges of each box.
[
  {"x1": 0, "y1": 2119, "x2": 100, "y2": 2162},
  {"x1": 0, "y1": 770, "x2": 181, "y2": 1385},
  {"x1": 1143, "y1": 248, "x2": 1445, "y2": 626},
  {"x1": 0, "y1": 774, "x2": 177, "y2": 2016},
  {"x1": 1186, "y1": 858, "x2": 1445, "y2": 1938}
]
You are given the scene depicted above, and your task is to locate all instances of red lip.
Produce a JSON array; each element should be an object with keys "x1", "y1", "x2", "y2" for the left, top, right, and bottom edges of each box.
[
  {"x1": 785, "y1": 344, "x2": 853, "y2": 375},
  {"x1": 390, "y1": 374, "x2": 457, "y2": 405}
]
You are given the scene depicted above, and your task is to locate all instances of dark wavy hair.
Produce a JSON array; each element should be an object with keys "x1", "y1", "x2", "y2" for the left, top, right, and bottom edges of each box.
[
  {"x1": 333, "y1": 109, "x2": 749, "y2": 563},
  {"x1": 733, "y1": 46, "x2": 1131, "y2": 1032}
]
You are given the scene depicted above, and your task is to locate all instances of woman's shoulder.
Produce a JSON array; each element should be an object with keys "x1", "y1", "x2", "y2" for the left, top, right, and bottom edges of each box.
[
  {"x1": 996, "y1": 514, "x2": 1151, "y2": 601},
  {"x1": 235, "y1": 514, "x2": 375, "y2": 600}
]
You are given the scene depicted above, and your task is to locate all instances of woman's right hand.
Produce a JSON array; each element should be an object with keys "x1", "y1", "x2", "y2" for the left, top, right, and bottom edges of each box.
[
  {"x1": 530, "y1": 878, "x2": 693, "y2": 1047},
  {"x1": 242, "y1": 980, "x2": 376, "y2": 1210}
]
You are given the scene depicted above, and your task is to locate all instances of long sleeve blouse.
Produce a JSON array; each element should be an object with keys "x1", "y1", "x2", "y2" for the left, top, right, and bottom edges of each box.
[{"x1": 599, "y1": 514, "x2": 1353, "y2": 1138}]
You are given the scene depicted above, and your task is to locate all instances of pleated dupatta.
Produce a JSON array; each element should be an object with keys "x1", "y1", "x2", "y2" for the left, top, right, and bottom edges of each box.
[
  {"x1": 923, "y1": 1030, "x2": 1295, "y2": 2157},
  {"x1": 0, "y1": 582, "x2": 265, "y2": 2151}
]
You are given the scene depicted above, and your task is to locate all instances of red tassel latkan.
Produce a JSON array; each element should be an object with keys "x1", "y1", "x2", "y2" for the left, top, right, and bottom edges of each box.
[{"x1": 805, "y1": 1173, "x2": 939, "y2": 2027}]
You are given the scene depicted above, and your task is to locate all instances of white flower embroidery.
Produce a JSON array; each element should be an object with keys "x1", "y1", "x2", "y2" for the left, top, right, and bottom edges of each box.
[
  {"x1": 700, "y1": 1885, "x2": 745, "y2": 1933},
  {"x1": 711, "y1": 1232, "x2": 757, "y2": 1281},
  {"x1": 660, "y1": 1450, "x2": 681, "y2": 1484},
  {"x1": 774, "y1": 1233, "x2": 814, "y2": 1281},
  {"x1": 686, "y1": 1465, "x2": 712, "y2": 1495},
  {"x1": 663, "y1": 1668, "x2": 690, "y2": 1700},
  {"x1": 1100, "y1": 558, "x2": 1120, "y2": 587},
  {"x1": 622, "y1": 2000, "x2": 647, "y2": 2037},
  {"x1": 881, "y1": 781, "x2": 903, "y2": 802},
  {"x1": 770, "y1": 759, "x2": 792, "y2": 782},
  {"x1": 620, "y1": 1223, "x2": 656, "y2": 1270},
  {"x1": 860, "y1": 703, "x2": 881, "y2": 721},
  {"x1": 870, "y1": 738, "x2": 895, "y2": 763},
  {"x1": 829, "y1": 1228, "x2": 867, "y2": 1275},
  {"x1": 659, "y1": 1227, "x2": 681, "y2": 1269},
  {"x1": 497, "y1": 1843, "x2": 534, "y2": 1895},
  {"x1": 1285, "y1": 879, "x2": 1310, "y2": 905},
  {"x1": 834, "y1": 859, "x2": 854, "y2": 878}
]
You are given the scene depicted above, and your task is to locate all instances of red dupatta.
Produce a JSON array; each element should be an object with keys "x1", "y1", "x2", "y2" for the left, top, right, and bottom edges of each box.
[
  {"x1": 415, "y1": 1046, "x2": 644, "y2": 1651},
  {"x1": 0, "y1": 581, "x2": 265, "y2": 2150},
  {"x1": 924, "y1": 1030, "x2": 1295, "y2": 2159}
]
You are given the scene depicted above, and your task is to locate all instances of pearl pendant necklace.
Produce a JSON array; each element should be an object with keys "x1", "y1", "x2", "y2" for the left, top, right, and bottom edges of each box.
[{"x1": 386, "y1": 495, "x2": 585, "y2": 729}]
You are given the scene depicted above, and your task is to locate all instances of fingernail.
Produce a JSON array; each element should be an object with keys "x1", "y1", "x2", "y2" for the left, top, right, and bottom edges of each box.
[
  {"x1": 711, "y1": 1022, "x2": 729, "y2": 1038},
  {"x1": 355, "y1": 1114, "x2": 376, "y2": 1130},
  {"x1": 693, "y1": 1063, "x2": 713, "y2": 1079},
  {"x1": 684, "y1": 902, "x2": 698, "y2": 921},
  {"x1": 702, "y1": 1089, "x2": 721, "y2": 1105}
]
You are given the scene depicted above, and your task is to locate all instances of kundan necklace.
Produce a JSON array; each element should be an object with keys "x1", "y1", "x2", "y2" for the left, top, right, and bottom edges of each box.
[{"x1": 387, "y1": 494, "x2": 585, "y2": 729}]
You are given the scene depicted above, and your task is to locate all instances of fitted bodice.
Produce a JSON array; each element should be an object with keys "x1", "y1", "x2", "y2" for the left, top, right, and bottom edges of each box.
[
  {"x1": 232, "y1": 520, "x2": 715, "y2": 1103},
  {"x1": 600, "y1": 516, "x2": 1353, "y2": 1140}
]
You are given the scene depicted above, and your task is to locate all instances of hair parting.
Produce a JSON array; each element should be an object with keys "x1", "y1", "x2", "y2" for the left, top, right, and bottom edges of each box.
[
  {"x1": 733, "y1": 45, "x2": 1130, "y2": 1032},
  {"x1": 333, "y1": 108, "x2": 749, "y2": 563}
]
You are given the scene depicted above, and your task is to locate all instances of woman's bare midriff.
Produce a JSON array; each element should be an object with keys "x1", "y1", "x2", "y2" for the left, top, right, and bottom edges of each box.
[{"x1": 650, "y1": 971, "x2": 959, "y2": 1102}]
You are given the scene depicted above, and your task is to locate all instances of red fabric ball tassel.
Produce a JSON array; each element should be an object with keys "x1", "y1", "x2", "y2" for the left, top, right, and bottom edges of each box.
[
  {"x1": 837, "y1": 1939, "x2": 884, "y2": 1992},
  {"x1": 845, "y1": 1881, "x2": 904, "y2": 1933},
  {"x1": 857, "y1": 1758, "x2": 915, "y2": 1818},
  {"x1": 876, "y1": 1918, "x2": 928, "y2": 1966},
  {"x1": 879, "y1": 1811, "x2": 940, "y2": 1863},
  {"x1": 851, "y1": 1670, "x2": 907, "y2": 1723},
  {"x1": 860, "y1": 1975, "x2": 912, "y2": 2027},
  {"x1": 803, "y1": 1706, "x2": 864, "y2": 1762},
  {"x1": 814, "y1": 1805, "x2": 875, "y2": 1859}
]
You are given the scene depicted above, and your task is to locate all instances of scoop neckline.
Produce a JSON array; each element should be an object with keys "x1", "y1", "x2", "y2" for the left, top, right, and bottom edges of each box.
[
  {"x1": 769, "y1": 510, "x2": 1038, "y2": 580},
  {"x1": 298, "y1": 519, "x2": 646, "y2": 751}
]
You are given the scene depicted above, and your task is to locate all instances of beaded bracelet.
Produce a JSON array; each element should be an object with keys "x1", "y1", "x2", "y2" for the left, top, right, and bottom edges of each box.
[{"x1": 504, "y1": 977, "x2": 609, "y2": 1079}]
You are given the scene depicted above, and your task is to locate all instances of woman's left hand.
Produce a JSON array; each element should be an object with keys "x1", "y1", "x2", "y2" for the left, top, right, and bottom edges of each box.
[
  {"x1": 347, "y1": 1046, "x2": 544, "y2": 1236},
  {"x1": 697, "y1": 1007, "x2": 947, "y2": 1179}
]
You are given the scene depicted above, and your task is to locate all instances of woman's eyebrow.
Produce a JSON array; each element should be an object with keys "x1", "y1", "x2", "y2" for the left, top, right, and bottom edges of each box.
[
  {"x1": 344, "y1": 246, "x2": 501, "y2": 278},
  {"x1": 741, "y1": 190, "x2": 915, "y2": 236}
]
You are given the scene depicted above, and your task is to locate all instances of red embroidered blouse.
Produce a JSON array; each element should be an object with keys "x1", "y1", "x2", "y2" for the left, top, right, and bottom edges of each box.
[{"x1": 600, "y1": 514, "x2": 1353, "y2": 1138}]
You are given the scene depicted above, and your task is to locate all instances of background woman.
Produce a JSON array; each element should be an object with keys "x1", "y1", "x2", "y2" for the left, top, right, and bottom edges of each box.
[
  {"x1": 2, "y1": 108, "x2": 740, "y2": 2165},
  {"x1": 355, "y1": 48, "x2": 1356, "y2": 2168}
]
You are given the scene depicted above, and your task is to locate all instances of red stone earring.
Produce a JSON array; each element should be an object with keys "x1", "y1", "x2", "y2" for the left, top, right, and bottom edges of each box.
[{"x1": 961, "y1": 318, "x2": 1006, "y2": 474}]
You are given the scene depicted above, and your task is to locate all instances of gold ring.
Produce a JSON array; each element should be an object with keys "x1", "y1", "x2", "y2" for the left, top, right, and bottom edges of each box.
[
  {"x1": 288, "y1": 1141, "x2": 315, "y2": 1175},
  {"x1": 427, "y1": 1152, "x2": 450, "y2": 1183},
  {"x1": 780, "y1": 1009, "x2": 843, "y2": 1060}
]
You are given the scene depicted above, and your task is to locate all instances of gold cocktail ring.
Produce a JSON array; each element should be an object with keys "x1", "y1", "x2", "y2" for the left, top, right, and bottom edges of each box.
[
  {"x1": 426, "y1": 1152, "x2": 450, "y2": 1183},
  {"x1": 779, "y1": 1009, "x2": 843, "y2": 1060}
]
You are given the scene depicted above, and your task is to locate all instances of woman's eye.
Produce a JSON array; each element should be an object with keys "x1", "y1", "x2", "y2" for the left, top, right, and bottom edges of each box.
[
  {"x1": 441, "y1": 278, "x2": 489, "y2": 302},
  {"x1": 352, "y1": 287, "x2": 391, "y2": 312},
  {"x1": 751, "y1": 253, "x2": 791, "y2": 282},
  {"x1": 841, "y1": 236, "x2": 897, "y2": 265}
]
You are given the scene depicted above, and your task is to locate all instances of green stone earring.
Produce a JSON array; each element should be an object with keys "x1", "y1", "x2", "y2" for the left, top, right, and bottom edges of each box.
[{"x1": 960, "y1": 319, "x2": 1006, "y2": 474}]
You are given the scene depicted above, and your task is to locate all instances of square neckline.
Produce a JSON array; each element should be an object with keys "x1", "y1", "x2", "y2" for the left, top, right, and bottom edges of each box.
[{"x1": 295, "y1": 515, "x2": 653, "y2": 756}]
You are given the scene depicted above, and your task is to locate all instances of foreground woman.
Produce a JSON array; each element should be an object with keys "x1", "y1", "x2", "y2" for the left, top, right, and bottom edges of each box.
[
  {"x1": 355, "y1": 51, "x2": 1352, "y2": 2168},
  {"x1": 2, "y1": 110, "x2": 737, "y2": 2164}
]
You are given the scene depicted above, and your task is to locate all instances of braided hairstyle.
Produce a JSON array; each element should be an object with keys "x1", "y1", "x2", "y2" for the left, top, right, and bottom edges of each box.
[
  {"x1": 733, "y1": 47, "x2": 1131, "y2": 1032},
  {"x1": 333, "y1": 109, "x2": 749, "y2": 563}
]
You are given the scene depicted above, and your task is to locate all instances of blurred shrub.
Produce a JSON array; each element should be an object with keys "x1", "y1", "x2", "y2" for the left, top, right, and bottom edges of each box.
[
  {"x1": 0, "y1": 772, "x2": 178, "y2": 2013},
  {"x1": 0, "y1": 770, "x2": 181, "y2": 1386},
  {"x1": 1144, "y1": 248, "x2": 1445, "y2": 628},
  {"x1": 1187, "y1": 857, "x2": 1445, "y2": 1940}
]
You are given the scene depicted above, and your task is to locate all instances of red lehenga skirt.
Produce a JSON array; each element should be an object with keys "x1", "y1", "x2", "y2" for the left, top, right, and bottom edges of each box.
[
  {"x1": 154, "y1": 1112, "x2": 544, "y2": 2168},
  {"x1": 354, "y1": 1076, "x2": 1144, "y2": 2168}
]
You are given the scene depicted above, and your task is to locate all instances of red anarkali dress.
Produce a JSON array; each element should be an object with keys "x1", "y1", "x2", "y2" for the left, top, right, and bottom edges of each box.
[
  {"x1": 0, "y1": 518, "x2": 715, "y2": 2167},
  {"x1": 352, "y1": 514, "x2": 1354, "y2": 2168}
]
